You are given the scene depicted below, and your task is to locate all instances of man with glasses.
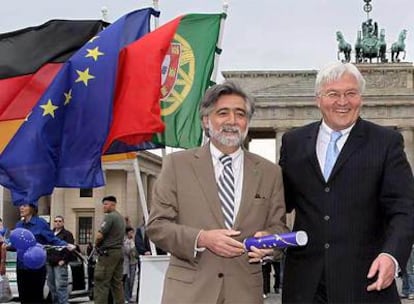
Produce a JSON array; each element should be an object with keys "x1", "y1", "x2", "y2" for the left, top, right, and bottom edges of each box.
[
  {"x1": 280, "y1": 62, "x2": 414, "y2": 303},
  {"x1": 46, "y1": 215, "x2": 75, "y2": 304}
]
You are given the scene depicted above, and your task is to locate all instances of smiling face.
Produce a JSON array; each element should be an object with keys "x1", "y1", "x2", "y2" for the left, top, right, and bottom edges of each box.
[
  {"x1": 316, "y1": 73, "x2": 362, "y2": 131},
  {"x1": 202, "y1": 94, "x2": 248, "y2": 154}
]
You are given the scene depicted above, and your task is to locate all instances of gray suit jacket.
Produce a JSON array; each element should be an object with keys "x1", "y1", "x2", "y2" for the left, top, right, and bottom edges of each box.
[{"x1": 147, "y1": 144, "x2": 288, "y2": 304}]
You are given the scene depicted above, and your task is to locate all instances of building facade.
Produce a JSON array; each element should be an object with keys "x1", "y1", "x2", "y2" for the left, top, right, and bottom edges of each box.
[{"x1": 0, "y1": 151, "x2": 161, "y2": 251}]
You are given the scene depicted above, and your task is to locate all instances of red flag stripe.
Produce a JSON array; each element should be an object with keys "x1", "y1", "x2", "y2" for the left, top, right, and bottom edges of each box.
[{"x1": 0, "y1": 63, "x2": 62, "y2": 121}]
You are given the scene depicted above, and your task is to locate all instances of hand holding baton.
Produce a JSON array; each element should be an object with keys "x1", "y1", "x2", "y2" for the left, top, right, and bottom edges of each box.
[{"x1": 243, "y1": 231, "x2": 308, "y2": 251}]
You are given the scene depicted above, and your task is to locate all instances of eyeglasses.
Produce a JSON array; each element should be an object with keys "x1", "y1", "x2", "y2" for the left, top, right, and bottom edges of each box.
[
  {"x1": 54, "y1": 220, "x2": 62, "y2": 223},
  {"x1": 319, "y1": 90, "x2": 360, "y2": 102}
]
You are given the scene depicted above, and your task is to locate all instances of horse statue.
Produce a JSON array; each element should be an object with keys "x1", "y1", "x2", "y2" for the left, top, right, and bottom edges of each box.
[
  {"x1": 336, "y1": 31, "x2": 352, "y2": 62},
  {"x1": 378, "y1": 29, "x2": 387, "y2": 63},
  {"x1": 391, "y1": 29, "x2": 407, "y2": 62},
  {"x1": 355, "y1": 31, "x2": 363, "y2": 63}
]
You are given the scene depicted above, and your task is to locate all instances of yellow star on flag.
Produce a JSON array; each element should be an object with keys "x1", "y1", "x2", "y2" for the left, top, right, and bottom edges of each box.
[
  {"x1": 64, "y1": 89, "x2": 72, "y2": 105},
  {"x1": 86, "y1": 47, "x2": 104, "y2": 61},
  {"x1": 75, "y1": 68, "x2": 95, "y2": 86},
  {"x1": 40, "y1": 99, "x2": 59, "y2": 118}
]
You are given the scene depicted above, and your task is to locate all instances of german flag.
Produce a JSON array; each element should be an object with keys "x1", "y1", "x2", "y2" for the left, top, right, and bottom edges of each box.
[{"x1": 0, "y1": 19, "x2": 106, "y2": 153}]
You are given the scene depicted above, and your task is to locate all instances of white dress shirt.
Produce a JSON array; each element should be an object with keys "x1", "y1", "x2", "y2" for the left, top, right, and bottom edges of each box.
[{"x1": 316, "y1": 121, "x2": 353, "y2": 172}]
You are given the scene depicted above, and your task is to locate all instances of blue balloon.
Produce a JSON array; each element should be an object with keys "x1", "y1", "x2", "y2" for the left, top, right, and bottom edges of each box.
[
  {"x1": 9, "y1": 228, "x2": 36, "y2": 251},
  {"x1": 23, "y1": 244, "x2": 46, "y2": 269}
]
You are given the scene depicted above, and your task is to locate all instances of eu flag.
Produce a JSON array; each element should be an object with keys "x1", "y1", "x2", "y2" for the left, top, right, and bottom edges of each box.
[{"x1": 0, "y1": 8, "x2": 158, "y2": 205}]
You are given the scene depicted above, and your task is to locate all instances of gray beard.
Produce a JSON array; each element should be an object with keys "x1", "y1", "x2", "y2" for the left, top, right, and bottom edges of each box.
[{"x1": 208, "y1": 120, "x2": 248, "y2": 147}]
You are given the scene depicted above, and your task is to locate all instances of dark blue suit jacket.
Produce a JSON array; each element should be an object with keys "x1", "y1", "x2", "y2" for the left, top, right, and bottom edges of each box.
[{"x1": 280, "y1": 118, "x2": 414, "y2": 303}]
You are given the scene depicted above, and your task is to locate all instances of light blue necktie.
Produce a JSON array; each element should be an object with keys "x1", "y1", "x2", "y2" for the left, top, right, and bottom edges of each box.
[{"x1": 323, "y1": 131, "x2": 342, "y2": 180}]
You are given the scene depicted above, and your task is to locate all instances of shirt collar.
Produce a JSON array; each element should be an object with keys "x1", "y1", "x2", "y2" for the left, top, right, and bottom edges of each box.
[
  {"x1": 320, "y1": 120, "x2": 354, "y2": 137},
  {"x1": 209, "y1": 142, "x2": 243, "y2": 162}
]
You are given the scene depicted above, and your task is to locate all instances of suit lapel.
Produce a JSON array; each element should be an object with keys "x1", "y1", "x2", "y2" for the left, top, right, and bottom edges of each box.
[
  {"x1": 329, "y1": 118, "x2": 366, "y2": 180},
  {"x1": 234, "y1": 152, "x2": 261, "y2": 229},
  {"x1": 191, "y1": 144, "x2": 225, "y2": 227},
  {"x1": 305, "y1": 122, "x2": 325, "y2": 182}
]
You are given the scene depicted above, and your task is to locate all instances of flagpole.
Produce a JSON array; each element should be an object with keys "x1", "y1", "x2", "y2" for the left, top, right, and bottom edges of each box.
[
  {"x1": 133, "y1": 157, "x2": 157, "y2": 256},
  {"x1": 202, "y1": 1, "x2": 228, "y2": 146},
  {"x1": 153, "y1": 0, "x2": 168, "y2": 158},
  {"x1": 153, "y1": 0, "x2": 160, "y2": 28},
  {"x1": 101, "y1": 6, "x2": 109, "y2": 22},
  {"x1": 210, "y1": 1, "x2": 228, "y2": 83}
]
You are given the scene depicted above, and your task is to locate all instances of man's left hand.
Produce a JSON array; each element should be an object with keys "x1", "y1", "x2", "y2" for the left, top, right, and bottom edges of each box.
[
  {"x1": 366, "y1": 254, "x2": 395, "y2": 291},
  {"x1": 247, "y1": 230, "x2": 274, "y2": 263}
]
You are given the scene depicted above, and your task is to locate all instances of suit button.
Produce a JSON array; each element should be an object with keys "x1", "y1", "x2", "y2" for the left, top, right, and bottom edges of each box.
[
  {"x1": 324, "y1": 215, "x2": 330, "y2": 221},
  {"x1": 218, "y1": 273, "x2": 224, "y2": 278},
  {"x1": 324, "y1": 243, "x2": 330, "y2": 249},
  {"x1": 324, "y1": 187, "x2": 330, "y2": 192}
]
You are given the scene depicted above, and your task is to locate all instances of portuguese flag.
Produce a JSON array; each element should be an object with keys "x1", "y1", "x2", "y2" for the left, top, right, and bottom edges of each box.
[
  {"x1": 0, "y1": 20, "x2": 106, "y2": 153},
  {"x1": 104, "y1": 13, "x2": 223, "y2": 151}
]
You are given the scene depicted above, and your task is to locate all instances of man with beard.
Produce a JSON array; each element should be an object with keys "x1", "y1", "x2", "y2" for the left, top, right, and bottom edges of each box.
[{"x1": 147, "y1": 80, "x2": 288, "y2": 304}]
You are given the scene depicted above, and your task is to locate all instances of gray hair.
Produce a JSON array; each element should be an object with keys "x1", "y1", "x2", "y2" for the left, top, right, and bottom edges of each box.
[
  {"x1": 315, "y1": 62, "x2": 366, "y2": 95},
  {"x1": 199, "y1": 80, "x2": 255, "y2": 123}
]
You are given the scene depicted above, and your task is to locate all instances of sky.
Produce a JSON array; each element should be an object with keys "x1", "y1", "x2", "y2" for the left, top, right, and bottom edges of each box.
[{"x1": 2, "y1": 0, "x2": 413, "y2": 161}]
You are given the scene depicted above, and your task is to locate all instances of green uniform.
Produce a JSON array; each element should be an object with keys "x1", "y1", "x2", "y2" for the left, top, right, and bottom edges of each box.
[{"x1": 94, "y1": 210, "x2": 125, "y2": 304}]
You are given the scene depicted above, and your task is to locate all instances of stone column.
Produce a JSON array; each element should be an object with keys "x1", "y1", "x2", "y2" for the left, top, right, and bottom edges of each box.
[
  {"x1": 275, "y1": 127, "x2": 296, "y2": 228},
  {"x1": 126, "y1": 169, "x2": 139, "y2": 226},
  {"x1": 94, "y1": 186, "x2": 106, "y2": 237},
  {"x1": 400, "y1": 127, "x2": 414, "y2": 171},
  {"x1": 138, "y1": 172, "x2": 148, "y2": 222},
  {"x1": 275, "y1": 128, "x2": 288, "y2": 163},
  {"x1": 50, "y1": 188, "x2": 65, "y2": 221}
]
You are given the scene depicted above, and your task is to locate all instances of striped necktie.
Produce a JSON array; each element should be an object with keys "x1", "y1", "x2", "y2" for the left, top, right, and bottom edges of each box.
[
  {"x1": 323, "y1": 131, "x2": 342, "y2": 180},
  {"x1": 218, "y1": 155, "x2": 235, "y2": 229}
]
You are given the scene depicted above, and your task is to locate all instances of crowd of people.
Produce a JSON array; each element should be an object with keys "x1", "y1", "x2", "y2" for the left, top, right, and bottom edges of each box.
[
  {"x1": 0, "y1": 197, "x2": 158, "y2": 304},
  {"x1": 0, "y1": 62, "x2": 413, "y2": 304}
]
